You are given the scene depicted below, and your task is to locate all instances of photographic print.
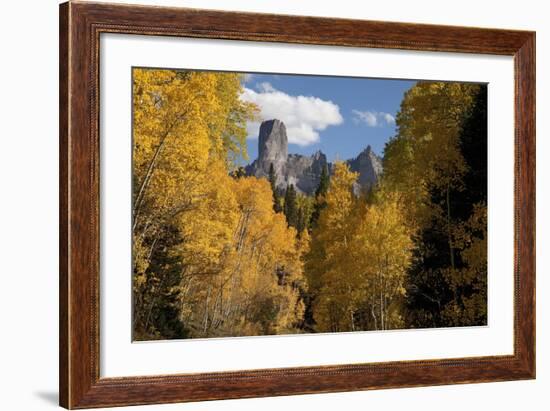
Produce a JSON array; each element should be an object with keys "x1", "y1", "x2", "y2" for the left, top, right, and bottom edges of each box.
[
  {"x1": 60, "y1": 5, "x2": 535, "y2": 406},
  {"x1": 132, "y1": 68, "x2": 487, "y2": 341}
]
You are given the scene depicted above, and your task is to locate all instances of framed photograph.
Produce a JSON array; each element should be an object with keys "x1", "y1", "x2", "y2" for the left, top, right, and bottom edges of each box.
[{"x1": 59, "y1": 2, "x2": 535, "y2": 408}]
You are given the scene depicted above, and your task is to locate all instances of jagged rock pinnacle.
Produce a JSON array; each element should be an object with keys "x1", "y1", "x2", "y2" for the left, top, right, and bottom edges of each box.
[
  {"x1": 258, "y1": 119, "x2": 288, "y2": 168},
  {"x1": 246, "y1": 119, "x2": 382, "y2": 195}
]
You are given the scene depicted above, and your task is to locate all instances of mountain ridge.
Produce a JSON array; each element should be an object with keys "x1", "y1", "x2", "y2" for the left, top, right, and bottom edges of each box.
[{"x1": 245, "y1": 119, "x2": 382, "y2": 195}]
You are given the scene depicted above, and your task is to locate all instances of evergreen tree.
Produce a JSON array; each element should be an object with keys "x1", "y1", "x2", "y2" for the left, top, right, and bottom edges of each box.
[
  {"x1": 310, "y1": 163, "x2": 330, "y2": 228},
  {"x1": 315, "y1": 163, "x2": 330, "y2": 197},
  {"x1": 296, "y1": 206, "x2": 306, "y2": 235},
  {"x1": 230, "y1": 166, "x2": 247, "y2": 179},
  {"x1": 454, "y1": 86, "x2": 488, "y2": 217},
  {"x1": 268, "y1": 163, "x2": 283, "y2": 213},
  {"x1": 283, "y1": 184, "x2": 298, "y2": 227}
]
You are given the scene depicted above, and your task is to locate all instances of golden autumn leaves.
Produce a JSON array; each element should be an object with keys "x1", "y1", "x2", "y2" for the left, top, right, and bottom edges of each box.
[
  {"x1": 383, "y1": 82, "x2": 488, "y2": 327},
  {"x1": 132, "y1": 69, "x2": 304, "y2": 339},
  {"x1": 132, "y1": 69, "x2": 487, "y2": 340},
  {"x1": 307, "y1": 166, "x2": 413, "y2": 332}
]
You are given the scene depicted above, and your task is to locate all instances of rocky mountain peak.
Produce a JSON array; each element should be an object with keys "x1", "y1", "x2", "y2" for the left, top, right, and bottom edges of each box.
[
  {"x1": 258, "y1": 119, "x2": 288, "y2": 170},
  {"x1": 360, "y1": 145, "x2": 372, "y2": 155},
  {"x1": 246, "y1": 119, "x2": 382, "y2": 195},
  {"x1": 347, "y1": 144, "x2": 382, "y2": 189},
  {"x1": 312, "y1": 150, "x2": 325, "y2": 161}
]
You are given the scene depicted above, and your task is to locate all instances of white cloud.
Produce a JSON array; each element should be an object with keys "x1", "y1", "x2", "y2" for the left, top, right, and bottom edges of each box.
[
  {"x1": 241, "y1": 83, "x2": 343, "y2": 146},
  {"x1": 382, "y1": 112, "x2": 396, "y2": 125},
  {"x1": 352, "y1": 110, "x2": 378, "y2": 126},
  {"x1": 352, "y1": 110, "x2": 395, "y2": 127},
  {"x1": 256, "y1": 81, "x2": 276, "y2": 93}
]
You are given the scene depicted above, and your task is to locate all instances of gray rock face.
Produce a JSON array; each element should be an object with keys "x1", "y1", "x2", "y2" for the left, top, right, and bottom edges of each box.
[
  {"x1": 247, "y1": 119, "x2": 289, "y2": 189},
  {"x1": 258, "y1": 119, "x2": 288, "y2": 168},
  {"x1": 285, "y1": 151, "x2": 329, "y2": 194},
  {"x1": 246, "y1": 119, "x2": 382, "y2": 195},
  {"x1": 346, "y1": 146, "x2": 383, "y2": 195}
]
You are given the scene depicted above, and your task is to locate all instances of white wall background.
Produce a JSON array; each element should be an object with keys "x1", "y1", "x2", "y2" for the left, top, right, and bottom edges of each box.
[{"x1": 0, "y1": 0, "x2": 546, "y2": 410}]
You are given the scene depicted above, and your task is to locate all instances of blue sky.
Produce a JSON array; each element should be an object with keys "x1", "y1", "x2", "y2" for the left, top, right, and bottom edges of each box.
[{"x1": 240, "y1": 73, "x2": 415, "y2": 163}]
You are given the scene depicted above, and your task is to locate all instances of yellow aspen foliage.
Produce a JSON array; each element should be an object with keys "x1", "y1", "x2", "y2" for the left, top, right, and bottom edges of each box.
[
  {"x1": 132, "y1": 68, "x2": 301, "y2": 340},
  {"x1": 307, "y1": 162, "x2": 363, "y2": 332},
  {"x1": 173, "y1": 159, "x2": 239, "y2": 274},
  {"x1": 441, "y1": 202, "x2": 488, "y2": 326},
  {"x1": 307, "y1": 163, "x2": 414, "y2": 332},
  {"x1": 306, "y1": 162, "x2": 358, "y2": 294},
  {"x1": 133, "y1": 69, "x2": 487, "y2": 339},
  {"x1": 381, "y1": 82, "x2": 488, "y2": 329},
  {"x1": 132, "y1": 70, "x2": 256, "y2": 237},
  {"x1": 383, "y1": 82, "x2": 480, "y2": 229},
  {"x1": 174, "y1": 177, "x2": 305, "y2": 337},
  {"x1": 350, "y1": 190, "x2": 413, "y2": 330}
]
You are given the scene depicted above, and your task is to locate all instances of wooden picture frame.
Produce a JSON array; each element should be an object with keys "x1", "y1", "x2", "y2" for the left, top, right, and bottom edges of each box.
[{"x1": 59, "y1": 1, "x2": 535, "y2": 408}]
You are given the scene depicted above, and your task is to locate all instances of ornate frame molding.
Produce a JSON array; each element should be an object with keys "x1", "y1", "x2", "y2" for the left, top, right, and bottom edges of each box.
[{"x1": 60, "y1": 2, "x2": 535, "y2": 408}]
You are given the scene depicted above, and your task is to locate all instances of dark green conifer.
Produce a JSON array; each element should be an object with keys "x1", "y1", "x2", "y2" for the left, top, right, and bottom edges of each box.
[{"x1": 283, "y1": 184, "x2": 298, "y2": 227}]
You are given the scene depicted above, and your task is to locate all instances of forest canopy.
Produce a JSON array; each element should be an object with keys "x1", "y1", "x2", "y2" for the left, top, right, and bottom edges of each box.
[{"x1": 132, "y1": 68, "x2": 487, "y2": 340}]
